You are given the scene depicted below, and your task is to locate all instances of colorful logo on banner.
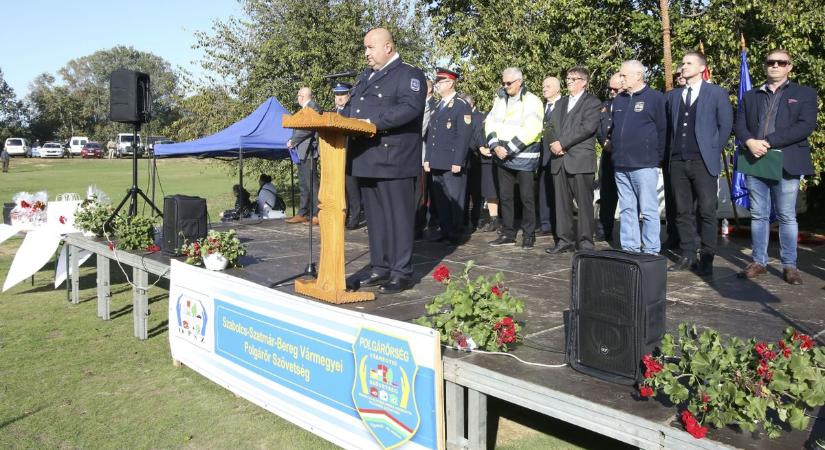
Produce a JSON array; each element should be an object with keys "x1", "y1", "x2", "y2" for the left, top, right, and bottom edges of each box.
[
  {"x1": 352, "y1": 328, "x2": 420, "y2": 449},
  {"x1": 175, "y1": 293, "x2": 210, "y2": 349}
]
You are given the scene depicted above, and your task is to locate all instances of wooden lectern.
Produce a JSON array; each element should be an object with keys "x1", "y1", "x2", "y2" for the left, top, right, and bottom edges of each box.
[{"x1": 282, "y1": 108, "x2": 377, "y2": 303}]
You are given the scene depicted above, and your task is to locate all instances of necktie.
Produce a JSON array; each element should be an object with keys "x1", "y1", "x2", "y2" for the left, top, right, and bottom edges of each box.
[{"x1": 686, "y1": 87, "x2": 693, "y2": 107}]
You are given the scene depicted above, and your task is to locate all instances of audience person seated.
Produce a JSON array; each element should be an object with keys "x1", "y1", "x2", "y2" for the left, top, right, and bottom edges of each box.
[
  {"x1": 256, "y1": 174, "x2": 284, "y2": 219},
  {"x1": 221, "y1": 184, "x2": 253, "y2": 221}
]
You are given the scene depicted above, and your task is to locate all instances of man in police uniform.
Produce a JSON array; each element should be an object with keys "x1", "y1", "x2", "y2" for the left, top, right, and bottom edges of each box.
[
  {"x1": 331, "y1": 81, "x2": 363, "y2": 230},
  {"x1": 595, "y1": 72, "x2": 622, "y2": 243},
  {"x1": 346, "y1": 28, "x2": 427, "y2": 294},
  {"x1": 423, "y1": 68, "x2": 473, "y2": 244}
]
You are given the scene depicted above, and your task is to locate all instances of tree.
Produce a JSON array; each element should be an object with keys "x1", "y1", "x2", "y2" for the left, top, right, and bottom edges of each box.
[{"x1": 0, "y1": 68, "x2": 26, "y2": 142}]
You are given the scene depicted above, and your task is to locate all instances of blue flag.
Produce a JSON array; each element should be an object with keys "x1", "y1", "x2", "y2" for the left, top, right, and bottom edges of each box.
[{"x1": 731, "y1": 49, "x2": 752, "y2": 210}]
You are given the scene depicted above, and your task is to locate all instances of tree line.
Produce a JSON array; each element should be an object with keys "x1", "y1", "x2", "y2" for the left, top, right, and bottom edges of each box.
[{"x1": 1, "y1": 0, "x2": 822, "y2": 186}]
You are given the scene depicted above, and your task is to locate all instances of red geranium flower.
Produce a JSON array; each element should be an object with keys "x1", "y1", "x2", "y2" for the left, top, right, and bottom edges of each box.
[
  {"x1": 432, "y1": 264, "x2": 450, "y2": 283},
  {"x1": 20, "y1": 200, "x2": 31, "y2": 209},
  {"x1": 701, "y1": 394, "x2": 710, "y2": 403},
  {"x1": 107, "y1": 242, "x2": 114, "y2": 251},
  {"x1": 491, "y1": 285, "x2": 503, "y2": 298},
  {"x1": 680, "y1": 410, "x2": 706, "y2": 439},
  {"x1": 639, "y1": 385, "x2": 654, "y2": 397},
  {"x1": 146, "y1": 244, "x2": 161, "y2": 253},
  {"x1": 642, "y1": 354, "x2": 664, "y2": 378},
  {"x1": 754, "y1": 341, "x2": 768, "y2": 356},
  {"x1": 59, "y1": 215, "x2": 67, "y2": 224}
]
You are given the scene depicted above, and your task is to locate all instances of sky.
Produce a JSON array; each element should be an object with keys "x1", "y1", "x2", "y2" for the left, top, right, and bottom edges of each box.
[{"x1": 0, "y1": 0, "x2": 244, "y2": 97}]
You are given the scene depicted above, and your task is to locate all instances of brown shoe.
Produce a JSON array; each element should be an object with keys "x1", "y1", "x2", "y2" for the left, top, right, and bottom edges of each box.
[
  {"x1": 304, "y1": 216, "x2": 319, "y2": 226},
  {"x1": 738, "y1": 262, "x2": 767, "y2": 279},
  {"x1": 285, "y1": 215, "x2": 308, "y2": 224},
  {"x1": 783, "y1": 268, "x2": 803, "y2": 285}
]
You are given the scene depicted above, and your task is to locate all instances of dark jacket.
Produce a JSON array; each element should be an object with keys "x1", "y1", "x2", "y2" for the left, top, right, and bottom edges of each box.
[
  {"x1": 347, "y1": 56, "x2": 427, "y2": 179},
  {"x1": 425, "y1": 95, "x2": 473, "y2": 169},
  {"x1": 597, "y1": 99, "x2": 613, "y2": 146},
  {"x1": 610, "y1": 85, "x2": 667, "y2": 169},
  {"x1": 666, "y1": 81, "x2": 733, "y2": 176},
  {"x1": 470, "y1": 109, "x2": 489, "y2": 164},
  {"x1": 544, "y1": 92, "x2": 602, "y2": 174},
  {"x1": 291, "y1": 100, "x2": 322, "y2": 160},
  {"x1": 734, "y1": 80, "x2": 817, "y2": 176}
]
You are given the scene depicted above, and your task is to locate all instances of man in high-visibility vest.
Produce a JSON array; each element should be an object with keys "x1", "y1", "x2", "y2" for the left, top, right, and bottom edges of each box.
[{"x1": 484, "y1": 67, "x2": 544, "y2": 249}]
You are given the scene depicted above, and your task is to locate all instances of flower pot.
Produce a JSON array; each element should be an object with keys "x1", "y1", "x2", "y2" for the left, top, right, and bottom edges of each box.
[
  {"x1": 204, "y1": 252, "x2": 228, "y2": 271},
  {"x1": 82, "y1": 230, "x2": 96, "y2": 237}
]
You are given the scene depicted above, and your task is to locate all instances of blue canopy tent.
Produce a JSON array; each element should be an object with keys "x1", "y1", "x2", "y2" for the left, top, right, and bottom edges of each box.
[{"x1": 154, "y1": 97, "x2": 297, "y2": 212}]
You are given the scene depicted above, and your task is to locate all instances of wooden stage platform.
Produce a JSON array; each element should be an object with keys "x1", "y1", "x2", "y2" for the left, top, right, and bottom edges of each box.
[{"x1": 63, "y1": 218, "x2": 825, "y2": 449}]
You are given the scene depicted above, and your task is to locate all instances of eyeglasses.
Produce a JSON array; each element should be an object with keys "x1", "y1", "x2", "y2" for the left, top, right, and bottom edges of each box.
[
  {"x1": 765, "y1": 60, "x2": 790, "y2": 67},
  {"x1": 566, "y1": 77, "x2": 584, "y2": 82},
  {"x1": 608, "y1": 87, "x2": 620, "y2": 92},
  {"x1": 501, "y1": 79, "x2": 521, "y2": 87}
]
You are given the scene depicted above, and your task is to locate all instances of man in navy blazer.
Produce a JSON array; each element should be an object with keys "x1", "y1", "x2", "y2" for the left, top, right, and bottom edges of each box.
[
  {"x1": 735, "y1": 48, "x2": 818, "y2": 285},
  {"x1": 346, "y1": 28, "x2": 427, "y2": 294},
  {"x1": 665, "y1": 51, "x2": 733, "y2": 276}
]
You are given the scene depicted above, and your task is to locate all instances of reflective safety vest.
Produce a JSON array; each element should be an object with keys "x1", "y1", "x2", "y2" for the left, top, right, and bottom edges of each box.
[{"x1": 484, "y1": 89, "x2": 543, "y2": 171}]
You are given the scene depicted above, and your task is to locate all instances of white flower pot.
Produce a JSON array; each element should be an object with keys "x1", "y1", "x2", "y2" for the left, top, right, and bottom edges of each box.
[
  {"x1": 203, "y1": 252, "x2": 228, "y2": 271},
  {"x1": 82, "y1": 230, "x2": 96, "y2": 237}
]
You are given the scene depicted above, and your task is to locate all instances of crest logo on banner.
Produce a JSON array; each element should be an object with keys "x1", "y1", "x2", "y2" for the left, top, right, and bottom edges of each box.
[
  {"x1": 352, "y1": 328, "x2": 420, "y2": 449},
  {"x1": 174, "y1": 292, "x2": 212, "y2": 350}
]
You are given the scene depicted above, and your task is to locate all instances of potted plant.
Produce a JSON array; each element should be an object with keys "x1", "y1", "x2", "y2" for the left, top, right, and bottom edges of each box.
[
  {"x1": 638, "y1": 324, "x2": 824, "y2": 440},
  {"x1": 74, "y1": 196, "x2": 114, "y2": 237},
  {"x1": 414, "y1": 261, "x2": 524, "y2": 352},
  {"x1": 179, "y1": 229, "x2": 246, "y2": 270},
  {"x1": 111, "y1": 214, "x2": 156, "y2": 251}
]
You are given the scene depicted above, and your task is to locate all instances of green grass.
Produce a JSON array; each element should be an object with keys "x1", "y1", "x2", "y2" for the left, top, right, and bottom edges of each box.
[
  {"x1": 0, "y1": 157, "x2": 244, "y2": 219},
  {"x1": 0, "y1": 158, "x2": 628, "y2": 449}
]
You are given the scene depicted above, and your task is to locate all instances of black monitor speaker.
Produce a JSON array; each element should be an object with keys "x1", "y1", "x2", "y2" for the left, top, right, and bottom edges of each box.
[
  {"x1": 567, "y1": 250, "x2": 667, "y2": 385},
  {"x1": 162, "y1": 195, "x2": 208, "y2": 256},
  {"x1": 110, "y1": 69, "x2": 150, "y2": 124}
]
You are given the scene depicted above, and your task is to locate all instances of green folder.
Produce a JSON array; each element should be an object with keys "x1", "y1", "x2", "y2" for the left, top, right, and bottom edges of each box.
[{"x1": 736, "y1": 149, "x2": 783, "y2": 181}]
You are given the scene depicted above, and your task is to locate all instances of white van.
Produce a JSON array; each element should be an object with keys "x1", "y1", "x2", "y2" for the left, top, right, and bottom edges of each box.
[
  {"x1": 3, "y1": 137, "x2": 30, "y2": 157},
  {"x1": 115, "y1": 133, "x2": 142, "y2": 158},
  {"x1": 69, "y1": 136, "x2": 89, "y2": 155}
]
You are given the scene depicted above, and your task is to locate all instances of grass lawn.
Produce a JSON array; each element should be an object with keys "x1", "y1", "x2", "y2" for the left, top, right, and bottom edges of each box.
[{"x1": 0, "y1": 158, "x2": 628, "y2": 449}]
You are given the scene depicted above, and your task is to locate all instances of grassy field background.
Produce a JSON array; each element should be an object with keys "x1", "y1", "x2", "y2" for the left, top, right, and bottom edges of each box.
[{"x1": 0, "y1": 158, "x2": 629, "y2": 449}]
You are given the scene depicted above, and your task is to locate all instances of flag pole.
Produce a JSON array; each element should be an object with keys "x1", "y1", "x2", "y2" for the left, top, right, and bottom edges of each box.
[
  {"x1": 723, "y1": 34, "x2": 748, "y2": 232},
  {"x1": 661, "y1": 0, "x2": 673, "y2": 91}
]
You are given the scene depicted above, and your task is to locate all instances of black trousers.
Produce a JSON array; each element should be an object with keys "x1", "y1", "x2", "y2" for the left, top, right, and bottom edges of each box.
[
  {"x1": 360, "y1": 177, "x2": 416, "y2": 280},
  {"x1": 465, "y1": 157, "x2": 483, "y2": 228},
  {"x1": 670, "y1": 160, "x2": 718, "y2": 255},
  {"x1": 345, "y1": 174, "x2": 361, "y2": 222},
  {"x1": 662, "y1": 164, "x2": 679, "y2": 243},
  {"x1": 598, "y1": 150, "x2": 618, "y2": 238},
  {"x1": 432, "y1": 169, "x2": 468, "y2": 239},
  {"x1": 553, "y1": 167, "x2": 595, "y2": 248},
  {"x1": 297, "y1": 157, "x2": 319, "y2": 217},
  {"x1": 497, "y1": 165, "x2": 536, "y2": 239},
  {"x1": 537, "y1": 164, "x2": 556, "y2": 233}
]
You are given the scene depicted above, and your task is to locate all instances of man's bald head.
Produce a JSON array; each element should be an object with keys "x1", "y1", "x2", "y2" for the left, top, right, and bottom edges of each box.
[
  {"x1": 364, "y1": 27, "x2": 396, "y2": 70},
  {"x1": 297, "y1": 87, "x2": 312, "y2": 107}
]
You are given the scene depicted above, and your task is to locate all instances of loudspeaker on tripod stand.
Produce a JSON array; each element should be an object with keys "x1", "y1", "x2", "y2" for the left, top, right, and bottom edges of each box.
[
  {"x1": 567, "y1": 250, "x2": 667, "y2": 385},
  {"x1": 110, "y1": 69, "x2": 150, "y2": 124}
]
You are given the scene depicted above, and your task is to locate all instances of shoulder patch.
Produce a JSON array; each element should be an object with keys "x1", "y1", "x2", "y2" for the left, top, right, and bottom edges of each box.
[
  {"x1": 464, "y1": 115, "x2": 472, "y2": 125},
  {"x1": 410, "y1": 79, "x2": 420, "y2": 92}
]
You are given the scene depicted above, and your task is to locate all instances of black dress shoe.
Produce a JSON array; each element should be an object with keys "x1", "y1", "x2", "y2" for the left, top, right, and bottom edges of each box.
[
  {"x1": 522, "y1": 235, "x2": 535, "y2": 249},
  {"x1": 378, "y1": 278, "x2": 414, "y2": 294},
  {"x1": 668, "y1": 255, "x2": 697, "y2": 272},
  {"x1": 489, "y1": 236, "x2": 516, "y2": 246},
  {"x1": 346, "y1": 219, "x2": 360, "y2": 230},
  {"x1": 536, "y1": 229, "x2": 553, "y2": 237},
  {"x1": 545, "y1": 242, "x2": 575, "y2": 254},
  {"x1": 361, "y1": 272, "x2": 390, "y2": 287},
  {"x1": 694, "y1": 253, "x2": 714, "y2": 277}
]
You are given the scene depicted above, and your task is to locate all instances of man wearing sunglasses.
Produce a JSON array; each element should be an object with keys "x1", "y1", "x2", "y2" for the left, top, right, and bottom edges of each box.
[
  {"x1": 484, "y1": 67, "x2": 544, "y2": 248},
  {"x1": 735, "y1": 49, "x2": 817, "y2": 285}
]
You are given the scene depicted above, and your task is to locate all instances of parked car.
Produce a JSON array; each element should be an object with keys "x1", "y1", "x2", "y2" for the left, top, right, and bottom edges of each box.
[
  {"x1": 3, "y1": 138, "x2": 30, "y2": 157},
  {"x1": 146, "y1": 136, "x2": 170, "y2": 156},
  {"x1": 68, "y1": 136, "x2": 89, "y2": 156},
  {"x1": 115, "y1": 133, "x2": 143, "y2": 158},
  {"x1": 39, "y1": 142, "x2": 65, "y2": 158},
  {"x1": 81, "y1": 142, "x2": 104, "y2": 158}
]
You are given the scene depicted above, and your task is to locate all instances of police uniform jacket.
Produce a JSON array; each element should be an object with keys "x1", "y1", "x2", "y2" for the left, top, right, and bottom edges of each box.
[
  {"x1": 347, "y1": 56, "x2": 427, "y2": 179},
  {"x1": 597, "y1": 100, "x2": 613, "y2": 146},
  {"x1": 424, "y1": 95, "x2": 473, "y2": 170}
]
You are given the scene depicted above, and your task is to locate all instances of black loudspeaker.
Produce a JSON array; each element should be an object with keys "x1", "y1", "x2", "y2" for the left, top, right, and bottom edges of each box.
[
  {"x1": 567, "y1": 250, "x2": 667, "y2": 385},
  {"x1": 109, "y1": 69, "x2": 150, "y2": 123},
  {"x1": 162, "y1": 195, "x2": 208, "y2": 256}
]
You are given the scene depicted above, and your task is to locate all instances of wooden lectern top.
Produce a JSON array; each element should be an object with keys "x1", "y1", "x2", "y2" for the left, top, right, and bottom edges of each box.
[{"x1": 282, "y1": 107, "x2": 376, "y2": 136}]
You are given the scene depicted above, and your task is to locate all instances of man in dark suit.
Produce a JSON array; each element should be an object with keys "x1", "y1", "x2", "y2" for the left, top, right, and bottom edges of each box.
[
  {"x1": 735, "y1": 48, "x2": 818, "y2": 285},
  {"x1": 286, "y1": 87, "x2": 322, "y2": 225},
  {"x1": 665, "y1": 51, "x2": 733, "y2": 276},
  {"x1": 331, "y1": 81, "x2": 363, "y2": 230},
  {"x1": 595, "y1": 73, "x2": 622, "y2": 243},
  {"x1": 346, "y1": 28, "x2": 426, "y2": 294},
  {"x1": 544, "y1": 67, "x2": 602, "y2": 253},
  {"x1": 538, "y1": 76, "x2": 562, "y2": 237},
  {"x1": 415, "y1": 80, "x2": 438, "y2": 239},
  {"x1": 424, "y1": 68, "x2": 473, "y2": 244},
  {"x1": 461, "y1": 94, "x2": 485, "y2": 231}
]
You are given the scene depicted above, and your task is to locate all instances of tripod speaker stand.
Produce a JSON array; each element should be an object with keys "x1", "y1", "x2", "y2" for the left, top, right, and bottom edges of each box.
[{"x1": 106, "y1": 69, "x2": 162, "y2": 229}]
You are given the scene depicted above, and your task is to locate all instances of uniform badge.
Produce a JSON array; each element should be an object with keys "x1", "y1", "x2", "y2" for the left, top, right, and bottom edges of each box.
[
  {"x1": 447, "y1": 99, "x2": 454, "y2": 108},
  {"x1": 410, "y1": 79, "x2": 420, "y2": 92},
  {"x1": 446, "y1": 120, "x2": 452, "y2": 129},
  {"x1": 464, "y1": 115, "x2": 472, "y2": 125},
  {"x1": 634, "y1": 101, "x2": 645, "y2": 112},
  {"x1": 600, "y1": 106, "x2": 607, "y2": 113}
]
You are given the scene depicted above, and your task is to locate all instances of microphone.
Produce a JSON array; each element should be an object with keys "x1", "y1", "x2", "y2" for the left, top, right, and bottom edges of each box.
[{"x1": 323, "y1": 70, "x2": 357, "y2": 79}]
